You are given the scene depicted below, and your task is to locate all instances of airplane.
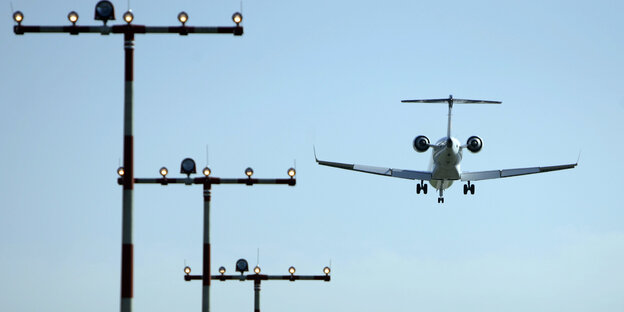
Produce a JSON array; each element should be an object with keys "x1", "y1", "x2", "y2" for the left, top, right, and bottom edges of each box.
[{"x1": 315, "y1": 95, "x2": 577, "y2": 203}]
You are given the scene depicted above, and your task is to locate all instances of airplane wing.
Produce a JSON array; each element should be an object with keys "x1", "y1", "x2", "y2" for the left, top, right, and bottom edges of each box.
[
  {"x1": 460, "y1": 163, "x2": 577, "y2": 181},
  {"x1": 315, "y1": 157, "x2": 432, "y2": 181}
]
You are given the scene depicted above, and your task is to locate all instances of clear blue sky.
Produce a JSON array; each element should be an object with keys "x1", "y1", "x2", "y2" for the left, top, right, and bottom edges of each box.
[{"x1": 1, "y1": 0, "x2": 623, "y2": 311}]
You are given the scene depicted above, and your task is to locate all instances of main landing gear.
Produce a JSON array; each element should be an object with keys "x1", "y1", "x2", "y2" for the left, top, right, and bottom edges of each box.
[
  {"x1": 463, "y1": 181, "x2": 475, "y2": 195},
  {"x1": 416, "y1": 180, "x2": 428, "y2": 194}
]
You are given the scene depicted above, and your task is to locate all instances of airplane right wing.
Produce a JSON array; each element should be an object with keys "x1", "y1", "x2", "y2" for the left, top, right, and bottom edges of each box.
[
  {"x1": 460, "y1": 163, "x2": 577, "y2": 181},
  {"x1": 315, "y1": 157, "x2": 432, "y2": 181}
]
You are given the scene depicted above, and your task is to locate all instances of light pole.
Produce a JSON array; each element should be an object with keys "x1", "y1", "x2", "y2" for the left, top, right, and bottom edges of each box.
[
  {"x1": 119, "y1": 158, "x2": 297, "y2": 312},
  {"x1": 184, "y1": 259, "x2": 331, "y2": 312},
  {"x1": 13, "y1": 2, "x2": 243, "y2": 312}
]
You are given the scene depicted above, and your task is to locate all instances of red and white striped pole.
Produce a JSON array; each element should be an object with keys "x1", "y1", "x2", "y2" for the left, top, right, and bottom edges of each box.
[
  {"x1": 120, "y1": 31, "x2": 135, "y2": 312},
  {"x1": 202, "y1": 183, "x2": 211, "y2": 312}
]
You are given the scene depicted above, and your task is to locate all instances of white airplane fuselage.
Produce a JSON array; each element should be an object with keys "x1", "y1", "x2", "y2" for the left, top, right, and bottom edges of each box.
[{"x1": 429, "y1": 137, "x2": 462, "y2": 190}]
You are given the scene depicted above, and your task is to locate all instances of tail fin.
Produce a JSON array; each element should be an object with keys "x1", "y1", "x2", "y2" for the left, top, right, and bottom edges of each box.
[{"x1": 401, "y1": 95, "x2": 501, "y2": 138}]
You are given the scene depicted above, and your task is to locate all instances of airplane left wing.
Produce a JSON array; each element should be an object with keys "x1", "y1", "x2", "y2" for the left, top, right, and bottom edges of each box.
[
  {"x1": 460, "y1": 163, "x2": 577, "y2": 181},
  {"x1": 315, "y1": 158, "x2": 432, "y2": 181}
]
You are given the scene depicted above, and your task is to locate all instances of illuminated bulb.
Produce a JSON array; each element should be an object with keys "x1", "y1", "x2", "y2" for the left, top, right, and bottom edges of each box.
[
  {"x1": 160, "y1": 167, "x2": 168, "y2": 177},
  {"x1": 288, "y1": 266, "x2": 295, "y2": 274},
  {"x1": 287, "y1": 167, "x2": 296, "y2": 177},
  {"x1": 232, "y1": 12, "x2": 242, "y2": 25},
  {"x1": 117, "y1": 167, "x2": 125, "y2": 177},
  {"x1": 219, "y1": 266, "x2": 226, "y2": 274},
  {"x1": 254, "y1": 266, "x2": 261, "y2": 274},
  {"x1": 123, "y1": 10, "x2": 133, "y2": 23},
  {"x1": 245, "y1": 167, "x2": 253, "y2": 177},
  {"x1": 202, "y1": 167, "x2": 211, "y2": 177},
  {"x1": 184, "y1": 266, "x2": 191, "y2": 274},
  {"x1": 178, "y1": 12, "x2": 188, "y2": 24},
  {"x1": 323, "y1": 267, "x2": 330, "y2": 275},
  {"x1": 68, "y1": 11, "x2": 79, "y2": 24},
  {"x1": 13, "y1": 11, "x2": 23, "y2": 23}
]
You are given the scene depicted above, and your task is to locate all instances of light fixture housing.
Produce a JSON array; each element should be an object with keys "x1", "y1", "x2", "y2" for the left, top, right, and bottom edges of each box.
[
  {"x1": 117, "y1": 167, "x2": 125, "y2": 177},
  {"x1": 123, "y1": 10, "x2": 133, "y2": 24},
  {"x1": 202, "y1": 167, "x2": 211, "y2": 177},
  {"x1": 287, "y1": 167, "x2": 296, "y2": 177},
  {"x1": 219, "y1": 266, "x2": 226, "y2": 274},
  {"x1": 94, "y1": 0, "x2": 115, "y2": 24},
  {"x1": 13, "y1": 11, "x2": 23, "y2": 24},
  {"x1": 235, "y1": 259, "x2": 249, "y2": 273},
  {"x1": 232, "y1": 12, "x2": 242, "y2": 25},
  {"x1": 68, "y1": 11, "x2": 79, "y2": 25},
  {"x1": 323, "y1": 266, "x2": 330, "y2": 275},
  {"x1": 184, "y1": 266, "x2": 191, "y2": 274},
  {"x1": 254, "y1": 266, "x2": 261, "y2": 274},
  {"x1": 160, "y1": 167, "x2": 168, "y2": 177},
  {"x1": 178, "y1": 11, "x2": 188, "y2": 25},
  {"x1": 245, "y1": 167, "x2": 254, "y2": 177},
  {"x1": 288, "y1": 266, "x2": 296, "y2": 275},
  {"x1": 180, "y1": 158, "x2": 196, "y2": 177}
]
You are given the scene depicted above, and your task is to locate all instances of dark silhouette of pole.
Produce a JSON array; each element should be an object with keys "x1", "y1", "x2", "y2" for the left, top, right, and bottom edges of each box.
[
  {"x1": 130, "y1": 172, "x2": 295, "y2": 312},
  {"x1": 254, "y1": 279, "x2": 260, "y2": 312},
  {"x1": 202, "y1": 183, "x2": 211, "y2": 312}
]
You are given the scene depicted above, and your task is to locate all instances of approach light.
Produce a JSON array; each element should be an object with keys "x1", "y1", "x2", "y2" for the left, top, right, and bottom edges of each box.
[
  {"x1": 254, "y1": 266, "x2": 261, "y2": 274},
  {"x1": 202, "y1": 167, "x2": 211, "y2": 177},
  {"x1": 184, "y1": 266, "x2": 191, "y2": 275},
  {"x1": 178, "y1": 12, "x2": 188, "y2": 25},
  {"x1": 68, "y1": 11, "x2": 79, "y2": 25},
  {"x1": 323, "y1": 267, "x2": 330, "y2": 275},
  {"x1": 94, "y1": 0, "x2": 115, "y2": 24},
  {"x1": 123, "y1": 10, "x2": 133, "y2": 24},
  {"x1": 232, "y1": 12, "x2": 242, "y2": 25},
  {"x1": 13, "y1": 11, "x2": 23, "y2": 24},
  {"x1": 117, "y1": 167, "x2": 125, "y2": 177},
  {"x1": 288, "y1": 266, "x2": 296, "y2": 275},
  {"x1": 245, "y1": 167, "x2": 253, "y2": 178},
  {"x1": 219, "y1": 266, "x2": 226, "y2": 274},
  {"x1": 235, "y1": 259, "x2": 249, "y2": 274},
  {"x1": 287, "y1": 168, "x2": 296, "y2": 177},
  {"x1": 180, "y1": 158, "x2": 196, "y2": 176},
  {"x1": 160, "y1": 167, "x2": 168, "y2": 177}
]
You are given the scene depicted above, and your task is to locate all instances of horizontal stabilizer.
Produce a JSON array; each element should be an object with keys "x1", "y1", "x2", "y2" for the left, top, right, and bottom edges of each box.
[{"x1": 401, "y1": 98, "x2": 501, "y2": 104}]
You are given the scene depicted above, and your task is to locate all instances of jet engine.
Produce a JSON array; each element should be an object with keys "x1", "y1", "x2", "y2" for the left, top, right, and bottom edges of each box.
[
  {"x1": 413, "y1": 135, "x2": 430, "y2": 152},
  {"x1": 466, "y1": 136, "x2": 483, "y2": 153}
]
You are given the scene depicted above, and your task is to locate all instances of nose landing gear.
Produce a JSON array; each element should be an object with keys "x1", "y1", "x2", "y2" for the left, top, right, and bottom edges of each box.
[
  {"x1": 416, "y1": 180, "x2": 428, "y2": 194},
  {"x1": 438, "y1": 187, "x2": 444, "y2": 204},
  {"x1": 463, "y1": 181, "x2": 475, "y2": 195}
]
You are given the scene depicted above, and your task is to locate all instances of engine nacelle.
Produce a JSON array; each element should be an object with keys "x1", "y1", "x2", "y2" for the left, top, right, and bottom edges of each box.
[
  {"x1": 466, "y1": 136, "x2": 483, "y2": 153},
  {"x1": 413, "y1": 135, "x2": 430, "y2": 152}
]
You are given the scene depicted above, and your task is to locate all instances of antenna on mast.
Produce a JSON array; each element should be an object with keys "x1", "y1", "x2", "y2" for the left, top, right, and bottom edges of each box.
[{"x1": 205, "y1": 145, "x2": 210, "y2": 166}]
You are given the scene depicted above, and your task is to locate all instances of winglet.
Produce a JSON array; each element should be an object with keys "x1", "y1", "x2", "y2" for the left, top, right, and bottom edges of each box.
[
  {"x1": 313, "y1": 145, "x2": 319, "y2": 162},
  {"x1": 576, "y1": 150, "x2": 582, "y2": 165}
]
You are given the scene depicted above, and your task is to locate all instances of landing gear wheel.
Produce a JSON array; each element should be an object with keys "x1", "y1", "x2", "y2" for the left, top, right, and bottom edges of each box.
[
  {"x1": 437, "y1": 197, "x2": 444, "y2": 204},
  {"x1": 416, "y1": 184, "x2": 421, "y2": 194},
  {"x1": 463, "y1": 184, "x2": 468, "y2": 195},
  {"x1": 470, "y1": 184, "x2": 475, "y2": 195},
  {"x1": 423, "y1": 184, "x2": 428, "y2": 194}
]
